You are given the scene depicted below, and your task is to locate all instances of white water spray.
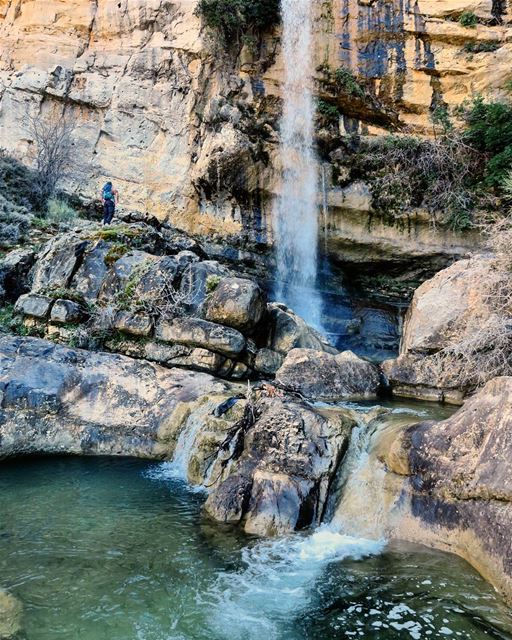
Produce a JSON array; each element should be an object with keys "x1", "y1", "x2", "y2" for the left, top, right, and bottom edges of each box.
[{"x1": 273, "y1": 0, "x2": 323, "y2": 330}]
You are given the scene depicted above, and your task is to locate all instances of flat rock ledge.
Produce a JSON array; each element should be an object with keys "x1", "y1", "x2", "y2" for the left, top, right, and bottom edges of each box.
[{"x1": 0, "y1": 335, "x2": 241, "y2": 460}]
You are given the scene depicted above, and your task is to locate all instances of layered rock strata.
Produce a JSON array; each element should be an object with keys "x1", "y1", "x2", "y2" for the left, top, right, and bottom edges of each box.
[{"x1": 1, "y1": 0, "x2": 509, "y2": 254}]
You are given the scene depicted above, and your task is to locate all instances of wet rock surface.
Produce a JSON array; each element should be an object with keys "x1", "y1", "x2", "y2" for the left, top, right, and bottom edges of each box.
[
  {"x1": 402, "y1": 377, "x2": 512, "y2": 601},
  {"x1": 276, "y1": 348, "x2": 381, "y2": 400},
  {"x1": 205, "y1": 396, "x2": 356, "y2": 536},
  {"x1": 0, "y1": 335, "x2": 240, "y2": 460},
  {"x1": 0, "y1": 335, "x2": 357, "y2": 539}
]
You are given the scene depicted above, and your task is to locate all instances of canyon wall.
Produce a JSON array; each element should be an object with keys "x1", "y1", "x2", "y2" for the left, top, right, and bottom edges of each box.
[{"x1": 0, "y1": 0, "x2": 511, "y2": 249}]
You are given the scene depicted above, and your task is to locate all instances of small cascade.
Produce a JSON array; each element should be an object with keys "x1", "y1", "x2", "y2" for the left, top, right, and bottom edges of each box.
[
  {"x1": 328, "y1": 407, "x2": 435, "y2": 540},
  {"x1": 145, "y1": 400, "x2": 217, "y2": 489},
  {"x1": 273, "y1": 0, "x2": 324, "y2": 331}
]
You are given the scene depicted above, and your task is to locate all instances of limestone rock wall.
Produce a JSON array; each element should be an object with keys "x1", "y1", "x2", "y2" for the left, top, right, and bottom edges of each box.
[{"x1": 0, "y1": 0, "x2": 511, "y2": 240}]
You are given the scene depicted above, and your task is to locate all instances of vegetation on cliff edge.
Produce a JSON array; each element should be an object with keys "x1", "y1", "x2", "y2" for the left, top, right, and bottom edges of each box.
[{"x1": 195, "y1": 0, "x2": 280, "y2": 44}]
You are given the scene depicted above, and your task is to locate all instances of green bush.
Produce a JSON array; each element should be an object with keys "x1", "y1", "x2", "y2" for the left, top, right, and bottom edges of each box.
[
  {"x1": 206, "y1": 274, "x2": 222, "y2": 293},
  {"x1": 195, "y1": 0, "x2": 280, "y2": 43},
  {"x1": 334, "y1": 68, "x2": 365, "y2": 98},
  {"x1": 46, "y1": 198, "x2": 77, "y2": 224},
  {"x1": 463, "y1": 41, "x2": 501, "y2": 53},
  {"x1": 463, "y1": 97, "x2": 512, "y2": 187},
  {"x1": 459, "y1": 11, "x2": 478, "y2": 27},
  {"x1": 317, "y1": 99, "x2": 340, "y2": 122}
]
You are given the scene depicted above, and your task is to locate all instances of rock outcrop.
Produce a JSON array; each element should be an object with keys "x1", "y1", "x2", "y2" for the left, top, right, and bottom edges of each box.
[
  {"x1": 276, "y1": 348, "x2": 380, "y2": 401},
  {"x1": 205, "y1": 397, "x2": 356, "y2": 536},
  {"x1": 382, "y1": 256, "x2": 492, "y2": 403},
  {"x1": 8, "y1": 224, "x2": 345, "y2": 382},
  {"x1": 0, "y1": 248, "x2": 35, "y2": 305},
  {"x1": 0, "y1": 335, "x2": 242, "y2": 459},
  {"x1": 403, "y1": 377, "x2": 512, "y2": 602},
  {"x1": 340, "y1": 378, "x2": 512, "y2": 603}
]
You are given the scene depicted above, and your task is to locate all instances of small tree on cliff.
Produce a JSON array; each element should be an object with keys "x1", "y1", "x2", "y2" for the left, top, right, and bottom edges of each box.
[
  {"x1": 195, "y1": 0, "x2": 280, "y2": 45},
  {"x1": 26, "y1": 107, "x2": 77, "y2": 210}
]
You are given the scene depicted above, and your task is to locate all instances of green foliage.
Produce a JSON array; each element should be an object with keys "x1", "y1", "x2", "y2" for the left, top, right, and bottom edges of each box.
[
  {"x1": 0, "y1": 304, "x2": 45, "y2": 338},
  {"x1": 206, "y1": 274, "x2": 222, "y2": 293},
  {"x1": 459, "y1": 11, "x2": 478, "y2": 27},
  {"x1": 346, "y1": 134, "x2": 479, "y2": 228},
  {"x1": 334, "y1": 68, "x2": 365, "y2": 97},
  {"x1": 447, "y1": 208, "x2": 474, "y2": 232},
  {"x1": 116, "y1": 262, "x2": 152, "y2": 311},
  {"x1": 195, "y1": 0, "x2": 280, "y2": 43},
  {"x1": 0, "y1": 305, "x2": 15, "y2": 333},
  {"x1": 317, "y1": 99, "x2": 340, "y2": 122},
  {"x1": 91, "y1": 225, "x2": 142, "y2": 242},
  {"x1": 46, "y1": 198, "x2": 77, "y2": 224},
  {"x1": 431, "y1": 105, "x2": 453, "y2": 133},
  {"x1": 463, "y1": 97, "x2": 512, "y2": 187},
  {"x1": 463, "y1": 41, "x2": 501, "y2": 53},
  {"x1": 39, "y1": 287, "x2": 88, "y2": 307},
  {"x1": 104, "y1": 243, "x2": 129, "y2": 266},
  {"x1": 502, "y1": 171, "x2": 512, "y2": 198}
]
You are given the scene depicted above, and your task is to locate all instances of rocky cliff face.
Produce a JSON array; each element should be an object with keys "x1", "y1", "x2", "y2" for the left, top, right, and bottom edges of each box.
[{"x1": 1, "y1": 0, "x2": 510, "y2": 254}]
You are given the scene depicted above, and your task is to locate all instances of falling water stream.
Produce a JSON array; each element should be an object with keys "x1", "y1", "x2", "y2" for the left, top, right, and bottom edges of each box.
[{"x1": 273, "y1": 0, "x2": 323, "y2": 330}]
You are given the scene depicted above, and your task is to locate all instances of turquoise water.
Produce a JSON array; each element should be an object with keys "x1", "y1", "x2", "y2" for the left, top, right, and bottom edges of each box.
[{"x1": 0, "y1": 456, "x2": 511, "y2": 640}]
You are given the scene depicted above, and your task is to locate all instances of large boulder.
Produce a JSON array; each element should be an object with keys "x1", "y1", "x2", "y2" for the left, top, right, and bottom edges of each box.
[
  {"x1": 0, "y1": 335, "x2": 242, "y2": 459},
  {"x1": 14, "y1": 293, "x2": 53, "y2": 319},
  {"x1": 401, "y1": 256, "x2": 491, "y2": 354},
  {"x1": 205, "y1": 277, "x2": 266, "y2": 334},
  {"x1": 205, "y1": 396, "x2": 356, "y2": 536},
  {"x1": 383, "y1": 256, "x2": 492, "y2": 403},
  {"x1": 98, "y1": 250, "x2": 159, "y2": 302},
  {"x1": 276, "y1": 348, "x2": 380, "y2": 400},
  {"x1": 179, "y1": 260, "x2": 230, "y2": 312},
  {"x1": 155, "y1": 317, "x2": 246, "y2": 358},
  {"x1": 264, "y1": 303, "x2": 337, "y2": 355},
  {"x1": 0, "y1": 247, "x2": 35, "y2": 303},
  {"x1": 71, "y1": 239, "x2": 111, "y2": 301},
  {"x1": 31, "y1": 233, "x2": 89, "y2": 292}
]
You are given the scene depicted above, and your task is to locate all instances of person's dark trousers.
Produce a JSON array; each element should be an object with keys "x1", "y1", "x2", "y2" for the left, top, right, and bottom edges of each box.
[{"x1": 103, "y1": 200, "x2": 115, "y2": 224}]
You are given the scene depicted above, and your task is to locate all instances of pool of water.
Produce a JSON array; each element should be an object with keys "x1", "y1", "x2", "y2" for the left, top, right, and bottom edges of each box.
[{"x1": 1, "y1": 456, "x2": 511, "y2": 640}]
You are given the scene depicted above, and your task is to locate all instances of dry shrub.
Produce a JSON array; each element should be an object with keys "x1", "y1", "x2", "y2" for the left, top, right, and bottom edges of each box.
[
  {"x1": 431, "y1": 211, "x2": 512, "y2": 389},
  {"x1": 357, "y1": 133, "x2": 482, "y2": 229},
  {"x1": 26, "y1": 107, "x2": 77, "y2": 208}
]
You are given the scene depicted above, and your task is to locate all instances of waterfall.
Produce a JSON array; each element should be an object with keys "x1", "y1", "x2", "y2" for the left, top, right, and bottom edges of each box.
[
  {"x1": 321, "y1": 163, "x2": 329, "y2": 253},
  {"x1": 273, "y1": 0, "x2": 324, "y2": 331},
  {"x1": 145, "y1": 399, "x2": 219, "y2": 491}
]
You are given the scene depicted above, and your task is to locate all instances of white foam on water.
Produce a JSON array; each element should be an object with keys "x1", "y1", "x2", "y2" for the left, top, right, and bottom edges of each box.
[{"x1": 205, "y1": 525, "x2": 385, "y2": 640}]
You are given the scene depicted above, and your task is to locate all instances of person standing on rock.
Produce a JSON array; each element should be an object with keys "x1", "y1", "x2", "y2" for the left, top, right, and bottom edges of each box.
[{"x1": 101, "y1": 181, "x2": 119, "y2": 225}]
